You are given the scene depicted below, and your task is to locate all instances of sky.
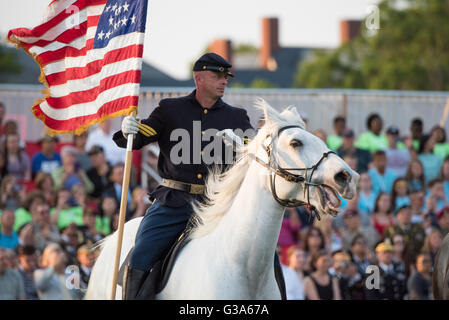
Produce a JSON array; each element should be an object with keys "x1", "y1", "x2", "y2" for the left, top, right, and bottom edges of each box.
[{"x1": 0, "y1": 0, "x2": 380, "y2": 80}]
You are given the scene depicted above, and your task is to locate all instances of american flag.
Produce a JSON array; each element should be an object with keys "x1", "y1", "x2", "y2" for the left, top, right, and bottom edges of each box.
[{"x1": 7, "y1": 0, "x2": 148, "y2": 135}]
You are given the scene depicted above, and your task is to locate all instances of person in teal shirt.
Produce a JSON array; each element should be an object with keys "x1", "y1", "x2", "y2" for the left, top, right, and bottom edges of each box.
[
  {"x1": 0, "y1": 209, "x2": 19, "y2": 250},
  {"x1": 326, "y1": 116, "x2": 346, "y2": 151},
  {"x1": 355, "y1": 113, "x2": 388, "y2": 153},
  {"x1": 368, "y1": 150, "x2": 397, "y2": 195},
  {"x1": 418, "y1": 134, "x2": 442, "y2": 185}
]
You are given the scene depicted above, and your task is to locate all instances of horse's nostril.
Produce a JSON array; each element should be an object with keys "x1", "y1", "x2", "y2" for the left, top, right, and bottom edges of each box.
[{"x1": 334, "y1": 170, "x2": 350, "y2": 186}]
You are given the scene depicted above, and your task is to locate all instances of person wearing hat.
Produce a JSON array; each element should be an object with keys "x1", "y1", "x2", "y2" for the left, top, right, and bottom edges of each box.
[
  {"x1": 383, "y1": 205, "x2": 426, "y2": 262},
  {"x1": 337, "y1": 128, "x2": 371, "y2": 173},
  {"x1": 385, "y1": 126, "x2": 412, "y2": 177},
  {"x1": 365, "y1": 239, "x2": 406, "y2": 300},
  {"x1": 113, "y1": 53, "x2": 258, "y2": 299},
  {"x1": 31, "y1": 134, "x2": 62, "y2": 177},
  {"x1": 86, "y1": 145, "x2": 112, "y2": 199}
]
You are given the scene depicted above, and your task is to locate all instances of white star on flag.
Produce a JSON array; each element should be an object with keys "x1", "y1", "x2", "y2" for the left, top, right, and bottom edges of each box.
[
  {"x1": 122, "y1": 2, "x2": 129, "y2": 12},
  {"x1": 131, "y1": 15, "x2": 136, "y2": 24},
  {"x1": 97, "y1": 30, "x2": 105, "y2": 39},
  {"x1": 121, "y1": 17, "x2": 128, "y2": 26}
]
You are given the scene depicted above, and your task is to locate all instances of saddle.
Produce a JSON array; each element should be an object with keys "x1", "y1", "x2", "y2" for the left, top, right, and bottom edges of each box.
[{"x1": 117, "y1": 225, "x2": 193, "y2": 299}]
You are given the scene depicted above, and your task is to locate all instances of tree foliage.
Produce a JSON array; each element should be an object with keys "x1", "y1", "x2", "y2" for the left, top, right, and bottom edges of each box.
[
  {"x1": 0, "y1": 45, "x2": 21, "y2": 74},
  {"x1": 294, "y1": 0, "x2": 449, "y2": 90}
]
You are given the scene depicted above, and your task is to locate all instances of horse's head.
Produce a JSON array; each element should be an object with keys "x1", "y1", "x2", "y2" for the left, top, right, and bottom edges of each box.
[{"x1": 251, "y1": 100, "x2": 359, "y2": 218}]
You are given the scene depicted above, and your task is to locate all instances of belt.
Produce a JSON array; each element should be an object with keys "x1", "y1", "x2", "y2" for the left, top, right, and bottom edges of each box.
[{"x1": 160, "y1": 178, "x2": 205, "y2": 195}]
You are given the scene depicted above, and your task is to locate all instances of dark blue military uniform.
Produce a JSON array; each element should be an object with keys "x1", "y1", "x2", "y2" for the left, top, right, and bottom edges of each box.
[{"x1": 113, "y1": 89, "x2": 253, "y2": 270}]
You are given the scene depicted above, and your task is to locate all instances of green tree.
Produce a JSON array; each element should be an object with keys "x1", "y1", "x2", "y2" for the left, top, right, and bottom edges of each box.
[
  {"x1": 0, "y1": 45, "x2": 20, "y2": 74},
  {"x1": 294, "y1": 0, "x2": 449, "y2": 90}
]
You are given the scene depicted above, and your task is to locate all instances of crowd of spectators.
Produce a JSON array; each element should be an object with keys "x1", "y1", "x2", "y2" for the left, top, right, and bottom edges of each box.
[
  {"x1": 0, "y1": 98, "x2": 448, "y2": 300},
  {"x1": 0, "y1": 102, "x2": 154, "y2": 300},
  {"x1": 280, "y1": 113, "x2": 449, "y2": 300}
]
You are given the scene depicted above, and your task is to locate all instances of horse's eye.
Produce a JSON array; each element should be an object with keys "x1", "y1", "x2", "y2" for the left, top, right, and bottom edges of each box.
[{"x1": 290, "y1": 139, "x2": 303, "y2": 148}]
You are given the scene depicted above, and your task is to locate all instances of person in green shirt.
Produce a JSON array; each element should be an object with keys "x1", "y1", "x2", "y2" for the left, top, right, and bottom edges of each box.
[
  {"x1": 355, "y1": 113, "x2": 388, "y2": 153},
  {"x1": 409, "y1": 118, "x2": 423, "y2": 152},
  {"x1": 431, "y1": 125, "x2": 449, "y2": 160},
  {"x1": 13, "y1": 191, "x2": 46, "y2": 232},
  {"x1": 326, "y1": 116, "x2": 346, "y2": 151}
]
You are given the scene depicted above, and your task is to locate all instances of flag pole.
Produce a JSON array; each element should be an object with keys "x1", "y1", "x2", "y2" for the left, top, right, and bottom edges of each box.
[{"x1": 110, "y1": 110, "x2": 137, "y2": 300}]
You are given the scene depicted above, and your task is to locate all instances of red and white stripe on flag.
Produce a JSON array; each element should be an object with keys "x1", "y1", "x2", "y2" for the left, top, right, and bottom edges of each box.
[{"x1": 7, "y1": 0, "x2": 148, "y2": 135}]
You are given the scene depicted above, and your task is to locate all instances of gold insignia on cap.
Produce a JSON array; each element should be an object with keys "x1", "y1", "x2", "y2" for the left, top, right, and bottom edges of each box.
[
  {"x1": 203, "y1": 66, "x2": 207, "y2": 70},
  {"x1": 219, "y1": 67, "x2": 224, "y2": 72}
]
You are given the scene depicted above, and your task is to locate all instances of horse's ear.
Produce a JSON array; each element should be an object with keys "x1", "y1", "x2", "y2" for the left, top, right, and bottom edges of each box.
[{"x1": 281, "y1": 106, "x2": 306, "y2": 129}]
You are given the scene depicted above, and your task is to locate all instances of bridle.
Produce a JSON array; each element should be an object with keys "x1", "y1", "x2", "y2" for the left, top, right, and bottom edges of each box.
[{"x1": 250, "y1": 125, "x2": 335, "y2": 221}]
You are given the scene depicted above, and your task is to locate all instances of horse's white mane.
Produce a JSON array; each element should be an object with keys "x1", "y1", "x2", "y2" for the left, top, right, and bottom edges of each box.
[{"x1": 189, "y1": 99, "x2": 306, "y2": 239}]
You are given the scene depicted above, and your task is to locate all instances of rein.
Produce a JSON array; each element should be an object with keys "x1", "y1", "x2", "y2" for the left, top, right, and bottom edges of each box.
[{"x1": 250, "y1": 125, "x2": 336, "y2": 221}]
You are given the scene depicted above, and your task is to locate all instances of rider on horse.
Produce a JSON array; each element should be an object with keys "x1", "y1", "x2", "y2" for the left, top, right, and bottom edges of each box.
[{"x1": 113, "y1": 53, "x2": 285, "y2": 299}]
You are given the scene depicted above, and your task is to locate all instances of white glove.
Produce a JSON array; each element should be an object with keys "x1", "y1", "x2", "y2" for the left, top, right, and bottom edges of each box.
[
  {"x1": 121, "y1": 116, "x2": 139, "y2": 138},
  {"x1": 217, "y1": 129, "x2": 244, "y2": 148}
]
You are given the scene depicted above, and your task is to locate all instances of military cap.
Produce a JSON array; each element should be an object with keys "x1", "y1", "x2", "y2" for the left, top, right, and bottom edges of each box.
[
  {"x1": 87, "y1": 145, "x2": 104, "y2": 156},
  {"x1": 193, "y1": 52, "x2": 234, "y2": 77},
  {"x1": 375, "y1": 240, "x2": 394, "y2": 253}
]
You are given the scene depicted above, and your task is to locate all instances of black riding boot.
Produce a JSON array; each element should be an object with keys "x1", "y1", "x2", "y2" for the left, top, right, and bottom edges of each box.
[
  {"x1": 274, "y1": 253, "x2": 287, "y2": 300},
  {"x1": 122, "y1": 266, "x2": 148, "y2": 300}
]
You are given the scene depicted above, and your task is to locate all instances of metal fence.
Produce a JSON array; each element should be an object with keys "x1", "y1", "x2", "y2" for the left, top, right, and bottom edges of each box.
[{"x1": 1, "y1": 84, "x2": 449, "y2": 142}]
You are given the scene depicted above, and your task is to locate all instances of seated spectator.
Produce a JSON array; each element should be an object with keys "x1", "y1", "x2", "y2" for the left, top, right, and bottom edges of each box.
[
  {"x1": 17, "y1": 223, "x2": 35, "y2": 249},
  {"x1": 390, "y1": 234, "x2": 409, "y2": 276},
  {"x1": 315, "y1": 215, "x2": 342, "y2": 252},
  {"x1": 422, "y1": 195, "x2": 439, "y2": 232},
  {"x1": 281, "y1": 245, "x2": 306, "y2": 300},
  {"x1": 52, "y1": 146, "x2": 94, "y2": 194},
  {"x1": 371, "y1": 192, "x2": 394, "y2": 237},
  {"x1": 384, "y1": 205, "x2": 426, "y2": 262},
  {"x1": 407, "y1": 252, "x2": 433, "y2": 300},
  {"x1": 302, "y1": 227, "x2": 326, "y2": 273},
  {"x1": 2, "y1": 133, "x2": 31, "y2": 182},
  {"x1": 76, "y1": 244, "x2": 96, "y2": 297},
  {"x1": 358, "y1": 172, "x2": 377, "y2": 214},
  {"x1": 32, "y1": 203, "x2": 61, "y2": 252},
  {"x1": 304, "y1": 250, "x2": 341, "y2": 300},
  {"x1": 405, "y1": 158, "x2": 426, "y2": 192},
  {"x1": 60, "y1": 223, "x2": 83, "y2": 266},
  {"x1": 99, "y1": 196, "x2": 119, "y2": 236},
  {"x1": 34, "y1": 243, "x2": 74, "y2": 300},
  {"x1": 355, "y1": 113, "x2": 388, "y2": 153},
  {"x1": 50, "y1": 188, "x2": 84, "y2": 230},
  {"x1": 285, "y1": 245, "x2": 307, "y2": 299},
  {"x1": 421, "y1": 228, "x2": 443, "y2": 265},
  {"x1": 85, "y1": 119, "x2": 126, "y2": 166},
  {"x1": 341, "y1": 209, "x2": 379, "y2": 253},
  {"x1": 102, "y1": 162, "x2": 131, "y2": 211},
  {"x1": 329, "y1": 251, "x2": 363, "y2": 300},
  {"x1": 73, "y1": 131, "x2": 92, "y2": 172},
  {"x1": 313, "y1": 129, "x2": 327, "y2": 143},
  {"x1": 0, "y1": 209, "x2": 19, "y2": 250},
  {"x1": 79, "y1": 208, "x2": 105, "y2": 244},
  {"x1": 431, "y1": 125, "x2": 449, "y2": 160},
  {"x1": 436, "y1": 206, "x2": 449, "y2": 237},
  {"x1": 385, "y1": 126, "x2": 412, "y2": 177},
  {"x1": 391, "y1": 178, "x2": 411, "y2": 210},
  {"x1": 369, "y1": 150, "x2": 397, "y2": 194},
  {"x1": 326, "y1": 116, "x2": 346, "y2": 151},
  {"x1": 0, "y1": 175, "x2": 25, "y2": 211},
  {"x1": 4, "y1": 249, "x2": 19, "y2": 270},
  {"x1": 365, "y1": 240, "x2": 406, "y2": 300},
  {"x1": 278, "y1": 208, "x2": 301, "y2": 264},
  {"x1": 86, "y1": 145, "x2": 112, "y2": 199},
  {"x1": 17, "y1": 245, "x2": 39, "y2": 300},
  {"x1": 424, "y1": 178, "x2": 447, "y2": 212},
  {"x1": 440, "y1": 157, "x2": 449, "y2": 200},
  {"x1": 128, "y1": 186, "x2": 152, "y2": 221},
  {"x1": 418, "y1": 134, "x2": 442, "y2": 184},
  {"x1": 350, "y1": 234, "x2": 374, "y2": 277},
  {"x1": 409, "y1": 118, "x2": 423, "y2": 151},
  {"x1": 337, "y1": 128, "x2": 371, "y2": 173},
  {"x1": 34, "y1": 172, "x2": 55, "y2": 207},
  {"x1": 0, "y1": 247, "x2": 25, "y2": 300},
  {"x1": 0, "y1": 120, "x2": 26, "y2": 150},
  {"x1": 409, "y1": 190, "x2": 425, "y2": 224},
  {"x1": 13, "y1": 191, "x2": 46, "y2": 232},
  {"x1": 342, "y1": 154, "x2": 357, "y2": 172},
  {"x1": 31, "y1": 135, "x2": 61, "y2": 177}
]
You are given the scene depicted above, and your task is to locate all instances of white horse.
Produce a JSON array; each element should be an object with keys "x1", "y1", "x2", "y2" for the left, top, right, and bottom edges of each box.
[{"x1": 85, "y1": 100, "x2": 359, "y2": 299}]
